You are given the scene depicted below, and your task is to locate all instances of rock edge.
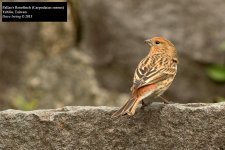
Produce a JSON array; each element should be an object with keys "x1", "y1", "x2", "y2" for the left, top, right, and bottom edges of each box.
[{"x1": 0, "y1": 103, "x2": 225, "y2": 149}]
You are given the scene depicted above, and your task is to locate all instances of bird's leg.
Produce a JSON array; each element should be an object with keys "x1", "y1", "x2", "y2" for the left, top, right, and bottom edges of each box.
[
  {"x1": 141, "y1": 99, "x2": 152, "y2": 109},
  {"x1": 141, "y1": 100, "x2": 147, "y2": 109},
  {"x1": 159, "y1": 96, "x2": 173, "y2": 104}
]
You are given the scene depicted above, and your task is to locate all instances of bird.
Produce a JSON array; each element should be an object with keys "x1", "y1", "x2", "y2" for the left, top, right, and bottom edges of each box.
[{"x1": 112, "y1": 37, "x2": 178, "y2": 117}]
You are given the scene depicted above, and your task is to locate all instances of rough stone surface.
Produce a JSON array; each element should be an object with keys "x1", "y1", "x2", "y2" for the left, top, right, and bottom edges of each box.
[
  {"x1": 79, "y1": 0, "x2": 225, "y2": 102},
  {"x1": 1, "y1": 103, "x2": 225, "y2": 149}
]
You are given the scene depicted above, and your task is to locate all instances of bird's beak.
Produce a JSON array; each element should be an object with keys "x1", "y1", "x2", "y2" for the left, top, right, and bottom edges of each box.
[{"x1": 145, "y1": 39, "x2": 153, "y2": 46}]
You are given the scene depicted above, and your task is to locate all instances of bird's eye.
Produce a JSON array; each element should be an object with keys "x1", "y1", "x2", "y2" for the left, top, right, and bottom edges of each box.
[{"x1": 155, "y1": 41, "x2": 160, "y2": 44}]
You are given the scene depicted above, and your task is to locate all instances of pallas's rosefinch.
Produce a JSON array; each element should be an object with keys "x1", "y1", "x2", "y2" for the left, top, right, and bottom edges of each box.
[{"x1": 112, "y1": 37, "x2": 178, "y2": 117}]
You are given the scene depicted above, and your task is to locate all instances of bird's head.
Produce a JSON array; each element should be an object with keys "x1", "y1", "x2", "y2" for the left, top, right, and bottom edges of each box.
[
  {"x1": 145, "y1": 37, "x2": 174, "y2": 48},
  {"x1": 145, "y1": 37, "x2": 177, "y2": 58}
]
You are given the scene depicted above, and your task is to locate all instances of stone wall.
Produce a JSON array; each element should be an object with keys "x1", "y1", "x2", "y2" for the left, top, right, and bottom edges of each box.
[{"x1": 1, "y1": 102, "x2": 225, "y2": 149}]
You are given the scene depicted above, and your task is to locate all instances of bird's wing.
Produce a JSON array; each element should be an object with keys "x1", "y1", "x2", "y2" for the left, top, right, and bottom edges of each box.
[{"x1": 131, "y1": 54, "x2": 174, "y2": 90}]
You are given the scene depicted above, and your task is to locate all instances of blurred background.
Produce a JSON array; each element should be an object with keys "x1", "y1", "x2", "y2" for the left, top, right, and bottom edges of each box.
[{"x1": 0, "y1": 0, "x2": 225, "y2": 110}]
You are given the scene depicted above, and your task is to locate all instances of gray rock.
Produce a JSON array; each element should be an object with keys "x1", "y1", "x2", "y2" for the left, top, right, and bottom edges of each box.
[
  {"x1": 17, "y1": 49, "x2": 128, "y2": 108},
  {"x1": 0, "y1": 103, "x2": 225, "y2": 149},
  {"x1": 79, "y1": 0, "x2": 225, "y2": 102},
  {"x1": 0, "y1": 5, "x2": 128, "y2": 109}
]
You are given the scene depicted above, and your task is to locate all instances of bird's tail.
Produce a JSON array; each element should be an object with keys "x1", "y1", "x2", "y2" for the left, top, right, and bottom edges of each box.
[{"x1": 111, "y1": 97, "x2": 140, "y2": 118}]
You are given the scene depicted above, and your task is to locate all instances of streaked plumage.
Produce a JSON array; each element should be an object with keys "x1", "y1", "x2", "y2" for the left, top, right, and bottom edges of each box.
[{"x1": 112, "y1": 37, "x2": 178, "y2": 117}]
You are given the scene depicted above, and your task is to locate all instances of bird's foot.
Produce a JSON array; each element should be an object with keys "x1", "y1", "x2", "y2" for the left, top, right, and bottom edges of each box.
[
  {"x1": 141, "y1": 100, "x2": 151, "y2": 109},
  {"x1": 159, "y1": 96, "x2": 174, "y2": 104},
  {"x1": 163, "y1": 101, "x2": 174, "y2": 104}
]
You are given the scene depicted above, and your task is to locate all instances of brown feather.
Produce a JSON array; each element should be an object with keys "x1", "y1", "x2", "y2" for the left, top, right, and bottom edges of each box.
[{"x1": 111, "y1": 97, "x2": 137, "y2": 117}]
